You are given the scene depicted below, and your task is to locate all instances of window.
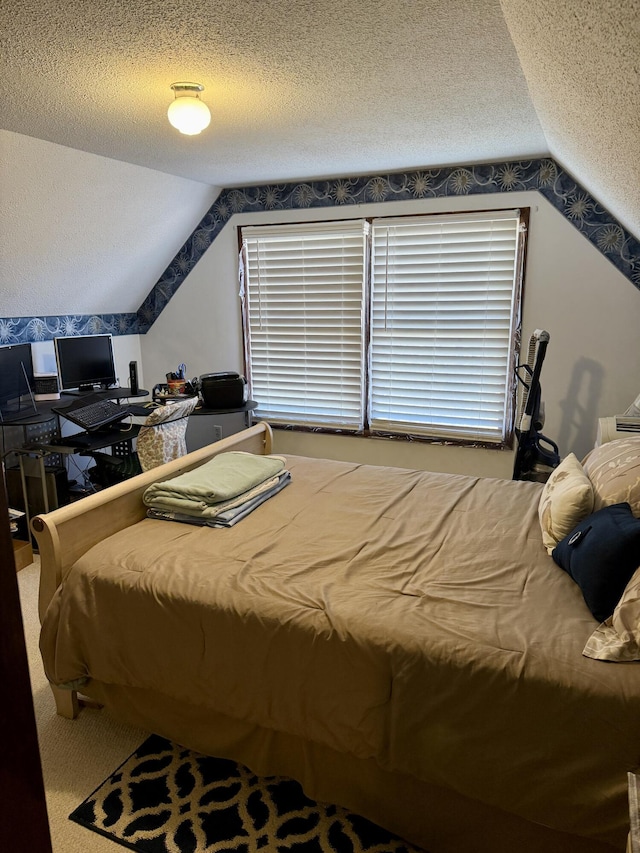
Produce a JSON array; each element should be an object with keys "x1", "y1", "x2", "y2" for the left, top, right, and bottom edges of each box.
[
  {"x1": 241, "y1": 209, "x2": 526, "y2": 444},
  {"x1": 241, "y1": 221, "x2": 369, "y2": 429}
]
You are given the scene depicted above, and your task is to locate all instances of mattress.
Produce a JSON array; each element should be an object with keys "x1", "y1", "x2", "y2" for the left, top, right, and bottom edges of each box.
[{"x1": 40, "y1": 454, "x2": 640, "y2": 847}]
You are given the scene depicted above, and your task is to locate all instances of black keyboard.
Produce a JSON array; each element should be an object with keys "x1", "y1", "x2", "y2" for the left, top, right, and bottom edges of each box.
[{"x1": 57, "y1": 398, "x2": 126, "y2": 432}]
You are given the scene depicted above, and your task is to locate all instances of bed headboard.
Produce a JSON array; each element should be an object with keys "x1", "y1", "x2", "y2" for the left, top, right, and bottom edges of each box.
[{"x1": 31, "y1": 421, "x2": 273, "y2": 624}]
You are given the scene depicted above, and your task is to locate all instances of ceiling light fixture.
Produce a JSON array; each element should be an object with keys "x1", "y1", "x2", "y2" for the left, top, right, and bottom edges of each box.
[{"x1": 167, "y1": 82, "x2": 211, "y2": 136}]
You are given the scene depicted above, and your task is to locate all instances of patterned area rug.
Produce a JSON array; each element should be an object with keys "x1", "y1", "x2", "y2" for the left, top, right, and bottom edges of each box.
[{"x1": 70, "y1": 734, "x2": 424, "y2": 852}]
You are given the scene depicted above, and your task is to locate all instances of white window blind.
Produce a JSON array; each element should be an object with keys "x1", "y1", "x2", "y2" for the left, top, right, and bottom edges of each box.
[
  {"x1": 242, "y1": 221, "x2": 369, "y2": 429},
  {"x1": 369, "y1": 210, "x2": 523, "y2": 442}
]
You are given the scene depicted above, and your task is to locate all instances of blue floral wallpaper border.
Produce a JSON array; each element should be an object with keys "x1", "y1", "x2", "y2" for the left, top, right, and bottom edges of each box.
[
  {"x1": 2, "y1": 157, "x2": 638, "y2": 345},
  {"x1": 0, "y1": 313, "x2": 140, "y2": 346}
]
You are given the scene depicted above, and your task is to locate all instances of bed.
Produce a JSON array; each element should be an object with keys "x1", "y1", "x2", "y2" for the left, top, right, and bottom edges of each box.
[{"x1": 32, "y1": 422, "x2": 640, "y2": 853}]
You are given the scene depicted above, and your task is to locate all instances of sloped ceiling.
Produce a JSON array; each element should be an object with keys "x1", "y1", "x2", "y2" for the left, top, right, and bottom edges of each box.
[
  {"x1": 0, "y1": 131, "x2": 219, "y2": 317},
  {"x1": 0, "y1": 0, "x2": 638, "y2": 322},
  {"x1": 500, "y1": 0, "x2": 640, "y2": 238}
]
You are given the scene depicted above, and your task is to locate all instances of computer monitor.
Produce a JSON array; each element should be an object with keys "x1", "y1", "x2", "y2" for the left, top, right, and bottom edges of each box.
[
  {"x1": 0, "y1": 343, "x2": 35, "y2": 418},
  {"x1": 54, "y1": 334, "x2": 117, "y2": 393}
]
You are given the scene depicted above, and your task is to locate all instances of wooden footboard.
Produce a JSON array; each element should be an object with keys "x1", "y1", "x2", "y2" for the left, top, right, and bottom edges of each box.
[{"x1": 31, "y1": 421, "x2": 272, "y2": 716}]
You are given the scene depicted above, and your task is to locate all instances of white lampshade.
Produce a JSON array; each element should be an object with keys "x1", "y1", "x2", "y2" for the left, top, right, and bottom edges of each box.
[{"x1": 168, "y1": 83, "x2": 211, "y2": 136}]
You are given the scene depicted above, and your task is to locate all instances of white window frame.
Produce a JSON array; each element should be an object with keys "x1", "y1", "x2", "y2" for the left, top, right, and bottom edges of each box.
[{"x1": 240, "y1": 209, "x2": 526, "y2": 445}]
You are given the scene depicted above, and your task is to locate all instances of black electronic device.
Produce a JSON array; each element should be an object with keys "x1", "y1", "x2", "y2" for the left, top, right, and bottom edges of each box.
[
  {"x1": 513, "y1": 330, "x2": 561, "y2": 483},
  {"x1": 33, "y1": 374, "x2": 60, "y2": 401},
  {"x1": 200, "y1": 372, "x2": 247, "y2": 409},
  {"x1": 53, "y1": 397, "x2": 125, "y2": 432},
  {"x1": 0, "y1": 342, "x2": 36, "y2": 419},
  {"x1": 129, "y1": 360, "x2": 139, "y2": 395},
  {"x1": 54, "y1": 334, "x2": 117, "y2": 393},
  {"x1": 6, "y1": 465, "x2": 69, "y2": 518}
]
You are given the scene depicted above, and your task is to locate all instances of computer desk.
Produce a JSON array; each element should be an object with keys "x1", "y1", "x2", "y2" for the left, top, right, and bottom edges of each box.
[
  {"x1": 0, "y1": 387, "x2": 148, "y2": 427},
  {"x1": 195, "y1": 400, "x2": 258, "y2": 427},
  {"x1": 5, "y1": 391, "x2": 257, "y2": 536},
  {"x1": 129, "y1": 398, "x2": 258, "y2": 423},
  {"x1": 2, "y1": 388, "x2": 148, "y2": 536}
]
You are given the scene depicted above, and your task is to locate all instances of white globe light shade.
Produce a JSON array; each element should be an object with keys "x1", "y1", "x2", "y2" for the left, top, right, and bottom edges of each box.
[{"x1": 167, "y1": 96, "x2": 211, "y2": 135}]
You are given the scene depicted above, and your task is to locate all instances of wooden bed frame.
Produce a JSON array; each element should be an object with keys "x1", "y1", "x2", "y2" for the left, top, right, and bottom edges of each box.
[
  {"x1": 32, "y1": 422, "x2": 273, "y2": 719},
  {"x1": 31, "y1": 422, "x2": 623, "y2": 853}
]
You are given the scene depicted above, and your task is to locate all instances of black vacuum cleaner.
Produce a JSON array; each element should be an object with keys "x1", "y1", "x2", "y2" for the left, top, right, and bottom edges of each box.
[{"x1": 513, "y1": 329, "x2": 561, "y2": 482}]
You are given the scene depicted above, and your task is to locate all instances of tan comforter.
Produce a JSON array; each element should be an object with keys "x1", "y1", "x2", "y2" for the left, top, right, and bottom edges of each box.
[{"x1": 40, "y1": 455, "x2": 640, "y2": 846}]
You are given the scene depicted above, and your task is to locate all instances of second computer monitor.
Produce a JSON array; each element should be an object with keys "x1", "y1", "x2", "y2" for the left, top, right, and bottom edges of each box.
[
  {"x1": 0, "y1": 342, "x2": 34, "y2": 416},
  {"x1": 54, "y1": 334, "x2": 117, "y2": 393}
]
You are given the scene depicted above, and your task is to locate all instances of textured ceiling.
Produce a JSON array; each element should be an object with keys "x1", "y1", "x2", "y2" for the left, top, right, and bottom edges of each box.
[
  {"x1": 2, "y1": 0, "x2": 546, "y2": 185},
  {"x1": 500, "y1": 0, "x2": 640, "y2": 237},
  {"x1": 1, "y1": 0, "x2": 637, "y2": 236}
]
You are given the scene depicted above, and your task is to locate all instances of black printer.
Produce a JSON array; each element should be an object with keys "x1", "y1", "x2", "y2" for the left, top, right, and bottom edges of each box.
[{"x1": 199, "y1": 372, "x2": 247, "y2": 409}]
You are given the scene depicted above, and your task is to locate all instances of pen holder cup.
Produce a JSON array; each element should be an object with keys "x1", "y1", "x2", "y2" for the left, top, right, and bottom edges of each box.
[{"x1": 167, "y1": 379, "x2": 186, "y2": 395}]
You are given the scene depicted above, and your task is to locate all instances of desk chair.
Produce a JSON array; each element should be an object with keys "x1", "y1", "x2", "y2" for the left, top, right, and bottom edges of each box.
[{"x1": 87, "y1": 396, "x2": 199, "y2": 487}]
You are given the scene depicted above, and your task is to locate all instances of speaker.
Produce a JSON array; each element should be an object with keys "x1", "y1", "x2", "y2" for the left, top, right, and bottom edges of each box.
[
  {"x1": 129, "y1": 360, "x2": 139, "y2": 395},
  {"x1": 33, "y1": 373, "x2": 60, "y2": 401}
]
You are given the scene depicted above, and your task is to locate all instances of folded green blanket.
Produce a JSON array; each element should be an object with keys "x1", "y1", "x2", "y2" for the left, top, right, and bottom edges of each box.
[{"x1": 143, "y1": 451, "x2": 287, "y2": 514}]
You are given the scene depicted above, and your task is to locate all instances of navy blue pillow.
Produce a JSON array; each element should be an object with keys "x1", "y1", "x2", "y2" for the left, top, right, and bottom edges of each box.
[{"x1": 552, "y1": 502, "x2": 640, "y2": 622}]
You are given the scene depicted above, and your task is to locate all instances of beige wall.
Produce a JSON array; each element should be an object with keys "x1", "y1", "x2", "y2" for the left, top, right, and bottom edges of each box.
[{"x1": 141, "y1": 190, "x2": 640, "y2": 478}]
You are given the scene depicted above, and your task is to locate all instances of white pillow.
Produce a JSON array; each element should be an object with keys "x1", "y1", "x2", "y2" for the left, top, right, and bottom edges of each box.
[
  {"x1": 583, "y1": 565, "x2": 640, "y2": 661},
  {"x1": 538, "y1": 453, "x2": 594, "y2": 554},
  {"x1": 582, "y1": 436, "x2": 640, "y2": 517}
]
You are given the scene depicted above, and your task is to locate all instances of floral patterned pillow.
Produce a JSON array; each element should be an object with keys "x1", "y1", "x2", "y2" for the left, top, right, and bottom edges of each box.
[
  {"x1": 583, "y1": 566, "x2": 640, "y2": 661},
  {"x1": 581, "y1": 436, "x2": 640, "y2": 517},
  {"x1": 137, "y1": 396, "x2": 200, "y2": 472},
  {"x1": 538, "y1": 453, "x2": 594, "y2": 554}
]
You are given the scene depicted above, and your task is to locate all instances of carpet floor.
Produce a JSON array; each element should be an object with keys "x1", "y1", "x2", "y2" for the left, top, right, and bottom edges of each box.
[{"x1": 70, "y1": 733, "x2": 423, "y2": 853}]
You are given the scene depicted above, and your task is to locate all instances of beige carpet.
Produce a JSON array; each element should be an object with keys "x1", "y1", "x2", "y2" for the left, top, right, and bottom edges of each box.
[{"x1": 17, "y1": 558, "x2": 147, "y2": 852}]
